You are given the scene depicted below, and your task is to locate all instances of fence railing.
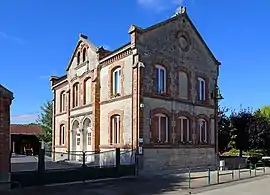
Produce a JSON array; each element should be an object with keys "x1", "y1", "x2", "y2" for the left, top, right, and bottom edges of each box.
[
  {"x1": 188, "y1": 162, "x2": 267, "y2": 189},
  {"x1": 11, "y1": 148, "x2": 137, "y2": 189}
]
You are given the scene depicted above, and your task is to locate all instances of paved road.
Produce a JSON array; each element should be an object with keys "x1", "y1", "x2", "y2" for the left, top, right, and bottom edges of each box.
[
  {"x1": 195, "y1": 175, "x2": 270, "y2": 195},
  {"x1": 3, "y1": 174, "x2": 270, "y2": 195}
]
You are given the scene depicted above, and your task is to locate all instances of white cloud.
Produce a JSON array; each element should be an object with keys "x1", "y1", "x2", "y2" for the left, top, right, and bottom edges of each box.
[
  {"x1": 137, "y1": 0, "x2": 185, "y2": 12},
  {"x1": 0, "y1": 31, "x2": 26, "y2": 44},
  {"x1": 11, "y1": 113, "x2": 39, "y2": 124}
]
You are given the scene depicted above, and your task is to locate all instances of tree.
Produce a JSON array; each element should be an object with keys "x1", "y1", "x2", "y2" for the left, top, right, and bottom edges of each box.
[
  {"x1": 230, "y1": 108, "x2": 254, "y2": 156},
  {"x1": 218, "y1": 107, "x2": 232, "y2": 153},
  {"x1": 255, "y1": 106, "x2": 270, "y2": 120},
  {"x1": 36, "y1": 100, "x2": 53, "y2": 143}
]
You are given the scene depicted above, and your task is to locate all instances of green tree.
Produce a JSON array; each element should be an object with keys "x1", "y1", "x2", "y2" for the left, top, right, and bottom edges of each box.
[
  {"x1": 230, "y1": 108, "x2": 254, "y2": 157},
  {"x1": 218, "y1": 107, "x2": 232, "y2": 153},
  {"x1": 255, "y1": 106, "x2": 270, "y2": 119},
  {"x1": 36, "y1": 100, "x2": 53, "y2": 143}
]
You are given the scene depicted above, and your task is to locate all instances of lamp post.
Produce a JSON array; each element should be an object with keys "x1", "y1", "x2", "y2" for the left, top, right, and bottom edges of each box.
[{"x1": 211, "y1": 85, "x2": 223, "y2": 161}]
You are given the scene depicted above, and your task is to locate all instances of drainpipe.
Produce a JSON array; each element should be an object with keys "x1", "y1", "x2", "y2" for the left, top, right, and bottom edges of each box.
[
  {"x1": 52, "y1": 91, "x2": 56, "y2": 161},
  {"x1": 67, "y1": 89, "x2": 71, "y2": 160}
]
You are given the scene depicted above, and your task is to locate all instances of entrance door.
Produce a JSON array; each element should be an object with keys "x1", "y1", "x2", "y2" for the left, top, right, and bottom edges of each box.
[{"x1": 76, "y1": 131, "x2": 82, "y2": 161}]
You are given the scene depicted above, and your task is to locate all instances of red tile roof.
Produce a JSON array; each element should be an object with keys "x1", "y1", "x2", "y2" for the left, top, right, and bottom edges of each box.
[{"x1": 10, "y1": 124, "x2": 42, "y2": 135}]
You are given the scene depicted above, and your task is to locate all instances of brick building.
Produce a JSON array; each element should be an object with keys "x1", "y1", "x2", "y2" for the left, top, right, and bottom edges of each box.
[
  {"x1": 50, "y1": 7, "x2": 221, "y2": 171},
  {"x1": 0, "y1": 85, "x2": 13, "y2": 183}
]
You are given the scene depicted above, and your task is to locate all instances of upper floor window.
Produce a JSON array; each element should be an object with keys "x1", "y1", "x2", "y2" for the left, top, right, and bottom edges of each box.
[
  {"x1": 155, "y1": 65, "x2": 166, "y2": 94},
  {"x1": 77, "y1": 52, "x2": 81, "y2": 65},
  {"x1": 152, "y1": 113, "x2": 169, "y2": 144},
  {"x1": 60, "y1": 91, "x2": 66, "y2": 112},
  {"x1": 198, "y1": 77, "x2": 206, "y2": 101},
  {"x1": 59, "y1": 124, "x2": 65, "y2": 146},
  {"x1": 72, "y1": 83, "x2": 79, "y2": 108},
  {"x1": 179, "y1": 71, "x2": 188, "y2": 99},
  {"x1": 84, "y1": 78, "x2": 91, "y2": 105},
  {"x1": 178, "y1": 116, "x2": 190, "y2": 143},
  {"x1": 198, "y1": 119, "x2": 207, "y2": 143},
  {"x1": 82, "y1": 48, "x2": 87, "y2": 62},
  {"x1": 112, "y1": 67, "x2": 121, "y2": 95},
  {"x1": 110, "y1": 114, "x2": 121, "y2": 144}
]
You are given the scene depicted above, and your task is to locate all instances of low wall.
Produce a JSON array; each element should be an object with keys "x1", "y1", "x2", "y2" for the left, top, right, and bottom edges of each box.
[
  {"x1": 219, "y1": 156, "x2": 247, "y2": 169},
  {"x1": 141, "y1": 147, "x2": 216, "y2": 175}
]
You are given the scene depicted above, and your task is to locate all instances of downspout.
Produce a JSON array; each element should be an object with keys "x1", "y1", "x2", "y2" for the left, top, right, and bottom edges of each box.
[
  {"x1": 52, "y1": 90, "x2": 56, "y2": 161},
  {"x1": 67, "y1": 89, "x2": 71, "y2": 160}
]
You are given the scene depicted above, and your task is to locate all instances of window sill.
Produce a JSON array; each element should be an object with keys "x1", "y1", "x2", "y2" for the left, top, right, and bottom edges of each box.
[
  {"x1": 55, "y1": 145, "x2": 67, "y2": 148},
  {"x1": 99, "y1": 144, "x2": 131, "y2": 149},
  {"x1": 110, "y1": 93, "x2": 122, "y2": 99}
]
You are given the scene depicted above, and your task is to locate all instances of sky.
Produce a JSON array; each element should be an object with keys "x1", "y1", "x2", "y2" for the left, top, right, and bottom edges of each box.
[{"x1": 0, "y1": 0, "x2": 270, "y2": 124}]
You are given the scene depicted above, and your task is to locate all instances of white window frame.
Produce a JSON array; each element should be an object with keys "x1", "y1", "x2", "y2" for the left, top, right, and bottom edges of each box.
[
  {"x1": 155, "y1": 113, "x2": 169, "y2": 143},
  {"x1": 76, "y1": 133, "x2": 81, "y2": 146},
  {"x1": 60, "y1": 125, "x2": 65, "y2": 145},
  {"x1": 84, "y1": 78, "x2": 91, "y2": 105},
  {"x1": 199, "y1": 119, "x2": 207, "y2": 142},
  {"x1": 112, "y1": 67, "x2": 121, "y2": 95},
  {"x1": 60, "y1": 92, "x2": 66, "y2": 112},
  {"x1": 87, "y1": 131, "x2": 91, "y2": 145},
  {"x1": 179, "y1": 116, "x2": 190, "y2": 142},
  {"x1": 73, "y1": 83, "x2": 79, "y2": 107},
  {"x1": 198, "y1": 77, "x2": 206, "y2": 101},
  {"x1": 111, "y1": 115, "x2": 121, "y2": 144},
  {"x1": 155, "y1": 65, "x2": 166, "y2": 94}
]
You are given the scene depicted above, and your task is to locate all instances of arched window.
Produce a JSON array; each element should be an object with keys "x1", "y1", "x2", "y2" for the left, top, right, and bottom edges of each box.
[
  {"x1": 178, "y1": 116, "x2": 190, "y2": 143},
  {"x1": 198, "y1": 77, "x2": 206, "y2": 101},
  {"x1": 110, "y1": 114, "x2": 121, "y2": 144},
  {"x1": 152, "y1": 113, "x2": 169, "y2": 143},
  {"x1": 82, "y1": 48, "x2": 87, "y2": 62},
  {"x1": 60, "y1": 91, "x2": 66, "y2": 112},
  {"x1": 155, "y1": 65, "x2": 166, "y2": 94},
  {"x1": 77, "y1": 52, "x2": 81, "y2": 65},
  {"x1": 84, "y1": 78, "x2": 91, "y2": 105},
  {"x1": 112, "y1": 67, "x2": 121, "y2": 95},
  {"x1": 198, "y1": 118, "x2": 207, "y2": 143},
  {"x1": 179, "y1": 71, "x2": 188, "y2": 99},
  {"x1": 59, "y1": 124, "x2": 65, "y2": 145},
  {"x1": 72, "y1": 83, "x2": 79, "y2": 108}
]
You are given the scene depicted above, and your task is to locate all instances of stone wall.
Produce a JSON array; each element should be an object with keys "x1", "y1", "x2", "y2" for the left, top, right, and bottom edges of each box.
[
  {"x1": 141, "y1": 147, "x2": 216, "y2": 175},
  {"x1": 0, "y1": 85, "x2": 13, "y2": 184}
]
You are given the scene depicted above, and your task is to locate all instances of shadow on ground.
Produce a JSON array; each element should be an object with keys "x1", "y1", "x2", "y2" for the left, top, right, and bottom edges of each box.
[{"x1": 4, "y1": 174, "x2": 188, "y2": 195}]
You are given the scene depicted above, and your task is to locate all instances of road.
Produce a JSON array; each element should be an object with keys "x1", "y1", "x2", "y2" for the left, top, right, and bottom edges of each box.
[
  {"x1": 3, "y1": 174, "x2": 270, "y2": 195},
  {"x1": 195, "y1": 175, "x2": 270, "y2": 195}
]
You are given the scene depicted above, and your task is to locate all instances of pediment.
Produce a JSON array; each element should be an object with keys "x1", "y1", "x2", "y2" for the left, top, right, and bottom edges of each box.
[{"x1": 66, "y1": 34, "x2": 98, "y2": 72}]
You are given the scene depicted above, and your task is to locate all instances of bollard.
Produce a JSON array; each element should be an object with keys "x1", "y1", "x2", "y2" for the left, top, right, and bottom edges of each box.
[
  {"x1": 188, "y1": 168, "x2": 191, "y2": 189},
  {"x1": 264, "y1": 163, "x2": 266, "y2": 174},
  {"x1": 232, "y1": 169, "x2": 234, "y2": 180},
  {"x1": 207, "y1": 168, "x2": 211, "y2": 185},
  {"x1": 217, "y1": 168, "x2": 220, "y2": 184},
  {"x1": 249, "y1": 163, "x2": 252, "y2": 177},
  {"x1": 255, "y1": 164, "x2": 257, "y2": 176},
  {"x1": 238, "y1": 165, "x2": 241, "y2": 179}
]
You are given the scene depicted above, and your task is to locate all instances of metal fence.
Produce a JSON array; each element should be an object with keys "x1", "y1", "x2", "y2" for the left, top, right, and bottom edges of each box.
[{"x1": 11, "y1": 148, "x2": 137, "y2": 189}]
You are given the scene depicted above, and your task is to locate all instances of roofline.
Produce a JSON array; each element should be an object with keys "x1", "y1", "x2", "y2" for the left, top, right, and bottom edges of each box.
[
  {"x1": 99, "y1": 42, "x2": 131, "y2": 63},
  {"x1": 130, "y1": 10, "x2": 221, "y2": 66}
]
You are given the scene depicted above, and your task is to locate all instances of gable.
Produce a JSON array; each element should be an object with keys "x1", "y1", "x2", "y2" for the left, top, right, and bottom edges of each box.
[
  {"x1": 66, "y1": 34, "x2": 99, "y2": 73},
  {"x1": 0, "y1": 85, "x2": 13, "y2": 99},
  {"x1": 136, "y1": 11, "x2": 220, "y2": 67}
]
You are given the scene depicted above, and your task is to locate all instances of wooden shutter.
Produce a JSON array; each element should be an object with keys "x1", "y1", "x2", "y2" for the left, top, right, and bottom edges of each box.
[
  {"x1": 151, "y1": 116, "x2": 158, "y2": 143},
  {"x1": 160, "y1": 117, "x2": 166, "y2": 142}
]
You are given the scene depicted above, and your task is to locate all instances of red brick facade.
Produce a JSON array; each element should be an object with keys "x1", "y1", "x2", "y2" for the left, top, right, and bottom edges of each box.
[{"x1": 0, "y1": 85, "x2": 13, "y2": 182}]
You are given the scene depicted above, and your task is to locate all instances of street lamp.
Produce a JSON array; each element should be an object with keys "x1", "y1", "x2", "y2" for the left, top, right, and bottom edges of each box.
[{"x1": 211, "y1": 85, "x2": 223, "y2": 160}]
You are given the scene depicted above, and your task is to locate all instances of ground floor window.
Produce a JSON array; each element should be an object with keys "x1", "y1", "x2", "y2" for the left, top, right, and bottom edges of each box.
[{"x1": 151, "y1": 113, "x2": 169, "y2": 143}]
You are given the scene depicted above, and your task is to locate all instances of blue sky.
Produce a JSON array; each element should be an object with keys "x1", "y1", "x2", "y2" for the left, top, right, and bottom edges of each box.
[{"x1": 1, "y1": 0, "x2": 269, "y2": 124}]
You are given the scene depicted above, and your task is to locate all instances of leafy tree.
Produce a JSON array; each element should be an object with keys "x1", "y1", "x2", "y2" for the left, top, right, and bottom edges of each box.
[
  {"x1": 230, "y1": 108, "x2": 254, "y2": 156},
  {"x1": 218, "y1": 107, "x2": 232, "y2": 153},
  {"x1": 254, "y1": 106, "x2": 270, "y2": 120},
  {"x1": 36, "y1": 100, "x2": 53, "y2": 143}
]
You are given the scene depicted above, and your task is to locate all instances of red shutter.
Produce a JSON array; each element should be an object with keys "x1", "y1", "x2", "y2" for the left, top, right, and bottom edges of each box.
[{"x1": 151, "y1": 116, "x2": 158, "y2": 143}]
